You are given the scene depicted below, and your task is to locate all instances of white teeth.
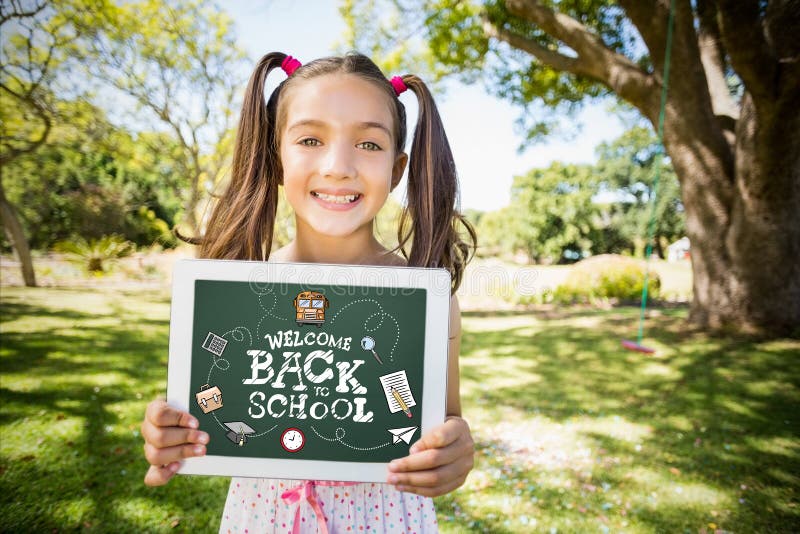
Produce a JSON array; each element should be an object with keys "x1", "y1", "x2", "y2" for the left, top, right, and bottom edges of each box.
[{"x1": 312, "y1": 192, "x2": 360, "y2": 203}]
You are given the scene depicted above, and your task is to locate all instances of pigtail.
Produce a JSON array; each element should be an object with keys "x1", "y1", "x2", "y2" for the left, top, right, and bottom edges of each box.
[
  {"x1": 398, "y1": 75, "x2": 477, "y2": 293},
  {"x1": 199, "y1": 52, "x2": 287, "y2": 260}
]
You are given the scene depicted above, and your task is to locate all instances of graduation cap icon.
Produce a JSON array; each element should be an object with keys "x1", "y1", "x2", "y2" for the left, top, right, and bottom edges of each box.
[
  {"x1": 223, "y1": 421, "x2": 256, "y2": 447},
  {"x1": 388, "y1": 426, "x2": 418, "y2": 445}
]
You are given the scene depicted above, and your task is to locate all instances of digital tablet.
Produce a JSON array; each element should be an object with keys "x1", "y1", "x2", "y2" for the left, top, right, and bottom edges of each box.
[{"x1": 167, "y1": 259, "x2": 451, "y2": 482}]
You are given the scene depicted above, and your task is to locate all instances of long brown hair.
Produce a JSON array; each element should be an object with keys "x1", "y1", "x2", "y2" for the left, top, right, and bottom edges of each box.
[{"x1": 198, "y1": 52, "x2": 476, "y2": 292}]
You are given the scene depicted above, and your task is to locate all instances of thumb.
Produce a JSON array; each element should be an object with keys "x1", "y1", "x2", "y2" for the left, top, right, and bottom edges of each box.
[
  {"x1": 410, "y1": 416, "x2": 467, "y2": 454},
  {"x1": 409, "y1": 427, "x2": 446, "y2": 454}
]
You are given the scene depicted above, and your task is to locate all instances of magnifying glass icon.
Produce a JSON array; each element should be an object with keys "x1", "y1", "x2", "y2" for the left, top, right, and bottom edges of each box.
[{"x1": 360, "y1": 336, "x2": 384, "y2": 364}]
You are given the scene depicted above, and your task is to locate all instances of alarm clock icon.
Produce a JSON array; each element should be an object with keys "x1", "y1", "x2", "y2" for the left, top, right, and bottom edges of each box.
[{"x1": 280, "y1": 427, "x2": 305, "y2": 453}]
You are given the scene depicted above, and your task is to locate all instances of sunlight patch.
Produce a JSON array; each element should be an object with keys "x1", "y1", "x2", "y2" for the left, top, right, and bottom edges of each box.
[{"x1": 640, "y1": 361, "x2": 676, "y2": 377}]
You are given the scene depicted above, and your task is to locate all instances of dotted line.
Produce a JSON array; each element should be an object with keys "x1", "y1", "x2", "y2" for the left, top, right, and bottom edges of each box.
[
  {"x1": 224, "y1": 326, "x2": 253, "y2": 346},
  {"x1": 259, "y1": 292, "x2": 278, "y2": 314},
  {"x1": 207, "y1": 356, "x2": 230, "y2": 384},
  {"x1": 251, "y1": 284, "x2": 274, "y2": 296},
  {"x1": 363, "y1": 311, "x2": 385, "y2": 331},
  {"x1": 211, "y1": 411, "x2": 228, "y2": 432},
  {"x1": 310, "y1": 426, "x2": 392, "y2": 451},
  {"x1": 253, "y1": 424, "x2": 278, "y2": 438},
  {"x1": 382, "y1": 313, "x2": 400, "y2": 363},
  {"x1": 329, "y1": 298, "x2": 382, "y2": 323},
  {"x1": 310, "y1": 426, "x2": 343, "y2": 442},
  {"x1": 331, "y1": 298, "x2": 401, "y2": 363},
  {"x1": 260, "y1": 292, "x2": 290, "y2": 320},
  {"x1": 256, "y1": 292, "x2": 288, "y2": 339},
  {"x1": 362, "y1": 312, "x2": 400, "y2": 363}
]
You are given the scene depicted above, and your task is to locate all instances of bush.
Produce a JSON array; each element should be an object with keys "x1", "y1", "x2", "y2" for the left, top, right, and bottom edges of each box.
[
  {"x1": 553, "y1": 254, "x2": 660, "y2": 304},
  {"x1": 54, "y1": 235, "x2": 134, "y2": 273},
  {"x1": 130, "y1": 206, "x2": 178, "y2": 248}
]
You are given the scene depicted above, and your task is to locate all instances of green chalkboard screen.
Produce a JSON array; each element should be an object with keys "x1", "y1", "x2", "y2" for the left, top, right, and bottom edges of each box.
[{"x1": 167, "y1": 259, "x2": 451, "y2": 482}]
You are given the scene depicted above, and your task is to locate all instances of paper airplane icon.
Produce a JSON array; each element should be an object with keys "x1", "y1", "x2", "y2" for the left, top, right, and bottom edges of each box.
[{"x1": 388, "y1": 426, "x2": 418, "y2": 445}]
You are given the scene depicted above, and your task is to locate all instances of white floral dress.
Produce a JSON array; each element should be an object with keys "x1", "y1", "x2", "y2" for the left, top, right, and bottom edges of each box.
[{"x1": 219, "y1": 477, "x2": 439, "y2": 534}]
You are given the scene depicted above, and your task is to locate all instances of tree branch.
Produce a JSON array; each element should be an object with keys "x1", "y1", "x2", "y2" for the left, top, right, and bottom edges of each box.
[
  {"x1": 617, "y1": 0, "x2": 670, "y2": 68},
  {"x1": 715, "y1": 0, "x2": 777, "y2": 102},
  {"x1": 0, "y1": 0, "x2": 46, "y2": 29},
  {"x1": 0, "y1": 83, "x2": 52, "y2": 167},
  {"x1": 764, "y1": 0, "x2": 800, "y2": 63},
  {"x1": 492, "y1": 0, "x2": 659, "y2": 119},
  {"x1": 482, "y1": 18, "x2": 582, "y2": 74},
  {"x1": 696, "y1": 0, "x2": 739, "y2": 122}
]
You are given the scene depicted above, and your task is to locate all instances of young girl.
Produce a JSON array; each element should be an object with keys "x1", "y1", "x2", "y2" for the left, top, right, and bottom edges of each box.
[{"x1": 141, "y1": 51, "x2": 477, "y2": 533}]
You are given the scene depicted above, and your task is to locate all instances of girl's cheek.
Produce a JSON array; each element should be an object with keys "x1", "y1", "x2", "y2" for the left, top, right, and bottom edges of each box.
[
  {"x1": 282, "y1": 154, "x2": 316, "y2": 176},
  {"x1": 360, "y1": 156, "x2": 394, "y2": 175}
]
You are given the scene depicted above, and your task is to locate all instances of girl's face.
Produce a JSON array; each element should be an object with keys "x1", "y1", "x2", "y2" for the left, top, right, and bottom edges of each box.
[{"x1": 279, "y1": 73, "x2": 407, "y2": 240}]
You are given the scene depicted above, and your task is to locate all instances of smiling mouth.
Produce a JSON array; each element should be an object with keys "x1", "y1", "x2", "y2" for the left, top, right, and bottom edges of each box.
[{"x1": 311, "y1": 191, "x2": 362, "y2": 204}]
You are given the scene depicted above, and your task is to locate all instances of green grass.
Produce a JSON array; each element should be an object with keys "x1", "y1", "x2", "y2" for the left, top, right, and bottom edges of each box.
[
  {"x1": 0, "y1": 287, "x2": 227, "y2": 532},
  {"x1": 1, "y1": 288, "x2": 798, "y2": 533}
]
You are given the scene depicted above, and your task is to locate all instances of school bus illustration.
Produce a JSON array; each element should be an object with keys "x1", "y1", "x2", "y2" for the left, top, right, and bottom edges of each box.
[{"x1": 293, "y1": 291, "x2": 329, "y2": 327}]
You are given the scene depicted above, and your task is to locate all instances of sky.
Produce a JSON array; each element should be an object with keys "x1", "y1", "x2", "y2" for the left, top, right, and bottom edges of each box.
[{"x1": 223, "y1": 0, "x2": 626, "y2": 211}]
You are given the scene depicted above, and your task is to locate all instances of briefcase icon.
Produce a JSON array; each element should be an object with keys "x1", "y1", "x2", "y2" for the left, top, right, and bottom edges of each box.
[{"x1": 196, "y1": 384, "x2": 223, "y2": 413}]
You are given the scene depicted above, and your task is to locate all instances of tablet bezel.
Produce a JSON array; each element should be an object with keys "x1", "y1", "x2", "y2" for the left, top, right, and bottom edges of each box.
[{"x1": 167, "y1": 258, "x2": 451, "y2": 482}]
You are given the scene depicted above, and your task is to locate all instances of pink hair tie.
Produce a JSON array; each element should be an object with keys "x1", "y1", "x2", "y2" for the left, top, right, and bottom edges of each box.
[
  {"x1": 389, "y1": 75, "x2": 407, "y2": 96},
  {"x1": 281, "y1": 55, "x2": 301, "y2": 76}
]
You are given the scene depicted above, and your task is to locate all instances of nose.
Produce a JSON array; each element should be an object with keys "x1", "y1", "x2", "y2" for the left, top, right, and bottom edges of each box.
[{"x1": 320, "y1": 141, "x2": 357, "y2": 180}]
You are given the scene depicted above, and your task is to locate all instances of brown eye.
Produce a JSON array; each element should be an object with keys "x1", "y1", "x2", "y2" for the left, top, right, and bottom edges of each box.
[
  {"x1": 300, "y1": 138, "x2": 320, "y2": 147},
  {"x1": 358, "y1": 141, "x2": 381, "y2": 151}
]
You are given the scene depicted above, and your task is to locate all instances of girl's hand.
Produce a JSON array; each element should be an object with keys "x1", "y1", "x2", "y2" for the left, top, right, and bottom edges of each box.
[
  {"x1": 141, "y1": 398, "x2": 209, "y2": 486},
  {"x1": 386, "y1": 415, "x2": 474, "y2": 497}
]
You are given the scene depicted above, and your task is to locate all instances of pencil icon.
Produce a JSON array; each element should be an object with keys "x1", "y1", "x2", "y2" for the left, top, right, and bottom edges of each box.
[
  {"x1": 391, "y1": 387, "x2": 412, "y2": 418},
  {"x1": 379, "y1": 371, "x2": 417, "y2": 417}
]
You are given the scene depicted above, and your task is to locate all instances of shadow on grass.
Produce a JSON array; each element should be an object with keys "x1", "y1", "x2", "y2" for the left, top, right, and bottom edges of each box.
[
  {"x1": 2, "y1": 291, "x2": 798, "y2": 532},
  {"x1": 445, "y1": 306, "x2": 800, "y2": 532},
  {"x1": 0, "y1": 384, "x2": 228, "y2": 532},
  {"x1": 1, "y1": 288, "x2": 228, "y2": 532}
]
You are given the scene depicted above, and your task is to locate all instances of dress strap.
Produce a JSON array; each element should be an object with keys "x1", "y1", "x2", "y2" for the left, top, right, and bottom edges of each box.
[{"x1": 281, "y1": 480, "x2": 359, "y2": 534}]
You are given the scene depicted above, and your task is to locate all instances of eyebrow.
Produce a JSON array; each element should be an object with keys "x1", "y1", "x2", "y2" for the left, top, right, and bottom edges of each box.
[{"x1": 287, "y1": 119, "x2": 392, "y2": 137}]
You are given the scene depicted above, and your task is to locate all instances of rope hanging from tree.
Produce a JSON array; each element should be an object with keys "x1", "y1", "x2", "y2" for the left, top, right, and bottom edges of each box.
[{"x1": 621, "y1": 0, "x2": 675, "y2": 355}]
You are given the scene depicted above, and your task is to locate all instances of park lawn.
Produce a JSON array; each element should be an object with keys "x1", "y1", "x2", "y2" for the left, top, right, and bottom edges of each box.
[{"x1": 1, "y1": 287, "x2": 798, "y2": 533}]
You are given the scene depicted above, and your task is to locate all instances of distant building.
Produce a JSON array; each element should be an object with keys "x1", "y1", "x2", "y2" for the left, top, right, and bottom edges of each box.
[{"x1": 667, "y1": 237, "x2": 690, "y2": 262}]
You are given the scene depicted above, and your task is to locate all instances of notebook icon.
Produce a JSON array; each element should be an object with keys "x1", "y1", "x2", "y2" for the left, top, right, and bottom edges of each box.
[{"x1": 378, "y1": 370, "x2": 417, "y2": 417}]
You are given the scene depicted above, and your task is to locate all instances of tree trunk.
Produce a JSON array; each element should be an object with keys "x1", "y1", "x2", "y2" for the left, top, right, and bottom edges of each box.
[
  {"x1": 182, "y1": 171, "x2": 202, "y2": 238},
  {"x1": 0, "y1": 180, "x2": 37, "y2": 287},
  {"x1": 637, "y1": 3, "x2": 799, "y2": 338},
  {"x1": 670, "y1": 88, "x2": 800, "y2": 337},
  {"x1": 721, "y1": 88, "x2": 800, "y2": 336}
]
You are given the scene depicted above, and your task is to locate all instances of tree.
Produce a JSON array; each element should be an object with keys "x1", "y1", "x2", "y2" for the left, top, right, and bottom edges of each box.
[
  {"x1": 595, "y1": 126, "x2": 685, "y2": 258},
  {"x1": 343, "y1": 0, "x2": 800, "y2": 336},
  {"x1": 2, "y1": 99, "x2": 185, "y2": 249},
  {"x1": 1, "y1": 1, "x2": 54, "y2": 167},
  {"x1": 87, "y1": 0, "x2": 248, "y2": 236},
  {"x1": 507, "y1": 162, "x2": 598, "y2": 263},
  {"x1": 0, "y1": 0, "x2": 97, "y2": 285}
]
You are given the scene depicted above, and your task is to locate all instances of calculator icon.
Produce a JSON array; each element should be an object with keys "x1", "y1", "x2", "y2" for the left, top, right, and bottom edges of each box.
[{"x1": 202, "y1": 332, "x2": 228, "y2": 356}]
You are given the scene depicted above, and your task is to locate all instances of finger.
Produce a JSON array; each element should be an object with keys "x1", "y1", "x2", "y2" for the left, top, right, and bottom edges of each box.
[
  {"x1": 144, "y1": 442, "x2": 206, "y2": 466},
  {"x1": 389, "y1": 449, "x2": 473, "y2": 487},
  {"x1": 141, "y1": 421, "x2": 209, "y2": 448},
  {"x1": 409, "y1": 418, "x2": 464, "y2": 454},
  {"x1": 144, "y1": 463, "x2": 180, "y2": 487},
  {"x1": 390, "y1": 462, "x2": 461, "y2": 489},
  {"x1": 389, "y1": 444, "x2": 461, "y2": 473},
  {"x1": 146, "y1": 399, "x2": 198, "y2": 429},
  {"x1": 390, "y1": 428, "x2": 474, "y2": 474}
]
